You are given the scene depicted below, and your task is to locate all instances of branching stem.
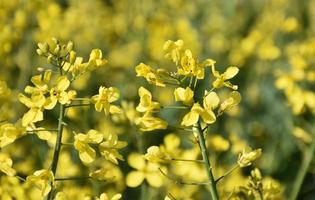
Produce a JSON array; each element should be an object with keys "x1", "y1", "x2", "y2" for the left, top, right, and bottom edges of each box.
[
  {"x1": 195, "y1": 122, "x2": 219, "y2": 200},
  {"x1": 47, "y1": 103, "x2": 66, "y2": 200}
]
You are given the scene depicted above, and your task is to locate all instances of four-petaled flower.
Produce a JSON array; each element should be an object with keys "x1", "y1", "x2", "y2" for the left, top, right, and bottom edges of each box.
[
  {"x1": 126, "y1": 153, "x2": 164, "y2": 188},
  {"x1": 92, "y1": 86, "x2": 122, "y2": 115}
]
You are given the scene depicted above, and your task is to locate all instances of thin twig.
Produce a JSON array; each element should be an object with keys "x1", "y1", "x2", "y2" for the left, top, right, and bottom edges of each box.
[
  {"x1": 171, "y1": 158, "x2": 204, "y2": 163},
  {"x1": 65, "y1": 103, "x2": 93, "y2": 108},
  {"x1": 215, "y1": 164, "x2": 239, "y2": 183},
  {"x1": 55, "y1": 176, "x2": 92, "y2": 181},
  {"x1": 158, "y1": 168, "x2": 209, "y2": 186}
]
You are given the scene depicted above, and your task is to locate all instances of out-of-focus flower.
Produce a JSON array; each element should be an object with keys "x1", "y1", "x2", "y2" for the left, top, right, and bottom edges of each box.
[
  {"x1": 163, "y1": 39, "x2": 184, "y2": 65},
  {"x1": 126, "y1": 153, "x2": 164, "y2": 188},
  {"x1": 0, "y1": 153, "x2": 16, "y2": 176},
  {"x1": 135, "y1": 113, "x2": 168, "y2": 131},
  {"x1": 0, "y1": 121, "x2": 26, "y2": 147},
  {"x1": 96, "y1": 193, "x2": 122, "y2": 200},
  {"x1": 144, "y1": 146, "x2": 172, "y2": 163}
]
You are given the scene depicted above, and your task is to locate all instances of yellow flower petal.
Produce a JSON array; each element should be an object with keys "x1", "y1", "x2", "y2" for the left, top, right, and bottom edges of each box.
[
  {"x1": 203, "y1": 91, "x2": 219, "y2": 110},
  {"x1": 126, "y1": 171, "x2": 145, "y2": 187},
  {"x1": 128, "y1": 153, "x2": 145, "y2": 170},
  {"x1": 222, "y1": 66, "x2": 239, "y2": 80},
  {"x1": 146, "y1": 172, "x2": 163, "y2": 187},
  {"x1": 174, "y1": 87, "x2": 194, "y2": 106}
]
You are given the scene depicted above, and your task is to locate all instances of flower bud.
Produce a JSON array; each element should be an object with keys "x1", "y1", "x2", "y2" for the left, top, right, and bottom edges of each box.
[
  {"x1": 47, "y1": 55, "x2": 53, "y2": 64},
  {"x1": 37, "y1": 67, "x2": 45, "y2": 72},
  {"x1": 66, "y1": 41, "x2": 74, "y2": 52},
  {"x1": 238, "y1": 147, "x2": 262, "y2": 167},
  {"x1": 69, "y1": 50, "x2": 76, "y2": 65},
  {"x1": 36, "y1": 49, "x2": 43, "y2": 56},
  {"x1": 51, "y1": 37, "x2": 59, "y2": 45},
  {"x1": 37, "y1": 42, "x2": 49, "y2": 54},
  {"x1": 54, "y1": 45, "x2": 61, "y2": 55}
]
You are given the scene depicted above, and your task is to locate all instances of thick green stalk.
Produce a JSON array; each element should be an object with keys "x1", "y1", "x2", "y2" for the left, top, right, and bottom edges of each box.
[
  {"x1": 195, "y1": 122, "x2": 219, "y2": 200},
  {"x1": 289, "y1": 142, "x2": 315, "y2": 200},
  {"x1": 47, "y1": 104, "x2": 66, "y2": 200}
]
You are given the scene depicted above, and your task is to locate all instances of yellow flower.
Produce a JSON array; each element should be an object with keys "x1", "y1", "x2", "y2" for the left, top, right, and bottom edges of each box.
[
  {"x1": 178, "y1": 49, "x2": 197, "y2": 76},
  {"x1": 46, "y1": 76, "x2": 77, "y2": 107},
  {"x1": 135, "y1": 63, "x2": 165, "y2": 87},
  {"x1": 0, "y1": 121, "x2": 26, "y2": 148},
  {"x1": 92, "y1": 86, "x2": 122, "y2": 115},
  {"x1": 211, "y1": 65, "x2": 239, "y2": 89},
  {"x1": 292, "y1": 127, "x2": 312, "y2": 144},
  {"x1": 26, "y1": 169, "x2": 54, "y2": 197},
  {"x1": 135, "y1": 113, "x2": 168, "y2": 131},
  {"x1": 97, "y1": 193, "x2": 122, "y2": 200},
  {"x1": 89, "y1": 168, "x2": 115, "y2": 181},
  {"x1": 181, "y1": 92, "x2": 219, "y2": 126},
  {"x1": 219, "y1": 91, "x2": 241, "y2": 114},
  {"x1": 181, "y1": 103, "x2": 204, "y2": 126},
  {"x1": 87, "y1": 49, "x2": 108, "y2": 70},
  {"x1": 99, "y1": 133, "x2": 127, "y2": 164},
  {"x1": 136, "y1": 87, "x2": 161, "y2": 113},
  {"x1": 24, "y1": 70, "x2": 51, "y2": 94},
  {"x1": 126, "y1": 153, "x2": 164, "y2": 188},
  {"x1": 74, "y1": 129, "x2": 103, "y2": 164},
  {"x1": 0, "y1": 153, "x2": 16, "y2": 176},
  {"x1": 177, "y1": 51, "x2": 215, "y2": 79},
  {"x1": 238, "y1": 147, "x2": 262, "y2": 167},
  {"x1": 0, "y1": 80, "x2": 11, "y2": 98},
  {"x1": 19, "y1": 92, "x2": 48, "y2": 126},
  {"x1": 208, "y1": 134, "x2": 230, "y2": 152},
  {"x1": 54, "y1": 192, "x2": 68, "y2": 200},
  {"x1": 144, "y1": 146, "x2": 172, "y2": 163},
  {"x1": 163, "y1": 39, "x2": 184, "y2": 65},
  {"x1": 174, "y1": 87, "x2": 194, "y2": 106}
]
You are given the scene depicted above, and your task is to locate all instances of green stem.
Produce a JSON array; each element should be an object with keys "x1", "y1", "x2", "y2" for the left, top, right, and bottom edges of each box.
[
  {"x1": 159, "y1": 168, "x2": 209, "y2": 185},
  {"x1": 215, "y1": 165, "x2": 239, "y2": 183},
  {"x1": 162, "y1": 106, "x2": 189, "y2": 110},
  {"x1": 55, "y1": 176, "x2": 91, "y2": 181},
  {"x1": 47, "y1": 104, "x2": 66, "y2": 200},
  {"x1": 289, "y1": 142, "x2": 315, "y2": 200},
  {"x1": 65, "y1": 103, "x2": 93, "y2": 108},
  {"x1": 195, "y1": 122, "x2": 219, "y2": 200},
  {"x1": 171, "y1": 158, "x2": 204, "y2": 163}
]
